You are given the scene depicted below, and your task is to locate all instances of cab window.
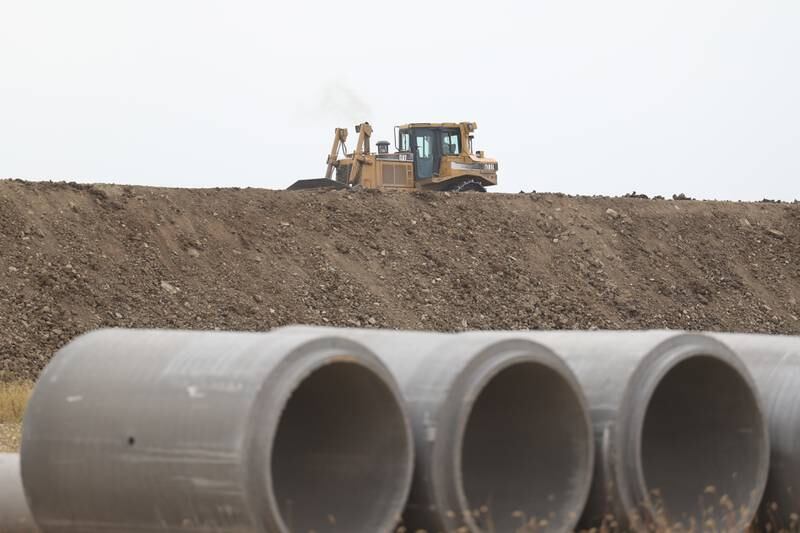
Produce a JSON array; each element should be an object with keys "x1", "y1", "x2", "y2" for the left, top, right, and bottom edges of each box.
[
  {"x1": 415, "y1": 134, "x2": 431, "y2": 158},
  {"x1": 399, "y1": 131, "x2": 411, "y2": 152},
  {"x1": 441, "y1": 129, "x2": 461, "y2": 155}
]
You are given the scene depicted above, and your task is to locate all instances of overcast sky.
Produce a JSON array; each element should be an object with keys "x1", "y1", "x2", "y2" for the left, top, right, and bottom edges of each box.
[{"x1": 1, "y1": 1, "x2": 798, "y2": 200}]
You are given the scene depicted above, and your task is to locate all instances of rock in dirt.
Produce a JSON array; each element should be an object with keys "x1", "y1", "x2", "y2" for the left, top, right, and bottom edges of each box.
[{"x1": 160, "y1": 281, "x2": 180, "y2": 295}]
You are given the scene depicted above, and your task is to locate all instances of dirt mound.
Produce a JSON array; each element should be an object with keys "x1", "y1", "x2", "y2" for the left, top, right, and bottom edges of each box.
[{"x1": 1, "y1": 179, "x2": 798, "y2": 380}]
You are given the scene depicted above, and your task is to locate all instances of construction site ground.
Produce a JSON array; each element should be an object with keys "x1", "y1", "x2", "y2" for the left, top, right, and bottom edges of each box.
[{"x1": 1, "y1": 179, "x2": 798, "y2": 388}]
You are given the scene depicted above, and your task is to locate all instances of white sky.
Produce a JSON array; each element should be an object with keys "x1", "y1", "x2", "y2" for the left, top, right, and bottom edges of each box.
[{"x1": 1, "y1": 1, "x2": 798, "y2": 200}]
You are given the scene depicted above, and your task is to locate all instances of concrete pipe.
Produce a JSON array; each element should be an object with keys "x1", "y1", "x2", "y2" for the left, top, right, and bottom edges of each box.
[
  {"x1": 711, "y1": 333, "x2": 800, "y2": 531},
  {"x1": 0, "y1": 453, "x2": 37, "y2": 532},
  {"x1": 497, "y1": 330, "x2": 770, "y2": 532},
  {"x1": 277, "y1": 326, "x2": 594, "y2": 533},
  {"x1": 21, "y1": 328, "x2": 413, "y2": 533}
]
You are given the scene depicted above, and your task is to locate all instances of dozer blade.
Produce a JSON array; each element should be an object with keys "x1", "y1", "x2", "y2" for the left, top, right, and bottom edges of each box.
[{"x1": 286, "y1": 178, "x2": 348, "y2": 191}]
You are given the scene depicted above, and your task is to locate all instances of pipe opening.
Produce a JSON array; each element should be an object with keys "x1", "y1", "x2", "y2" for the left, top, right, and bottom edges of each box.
[
  {"x1": 461, "y1": 362, "x2": 591, "y2": 531},
  {"x1": 641, "y1": 356, "x2": 764, "y2": 527},
  {"x1": 271, "y1": 361, "x2": 409, "y2": 533}
]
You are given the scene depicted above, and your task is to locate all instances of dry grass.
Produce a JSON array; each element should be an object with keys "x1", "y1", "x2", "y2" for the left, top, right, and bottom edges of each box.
[
  {"x1": 0, "y1": 381, "x2": 33, "y2": 424},
  {"x1": 0, "y1": 381, "x2": 32, "y2": 452},
  {"x1": 389, "y1": 492, "x2": 780, "y2": 533},
  {"x1": 0, "y1": 423, "x2": 22, "y2": 452}
]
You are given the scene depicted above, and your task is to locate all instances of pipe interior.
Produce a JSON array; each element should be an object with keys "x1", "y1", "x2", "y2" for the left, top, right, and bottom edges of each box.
[
  {"x1": 641, "y1": 356, "x2": 764, "y2": 527},
  {"x1": 271, "y1": 362, "x2": 409, "y2": 533},
  {"x1": 461, "y1": 362, "x2": 590, "y2": 531}
]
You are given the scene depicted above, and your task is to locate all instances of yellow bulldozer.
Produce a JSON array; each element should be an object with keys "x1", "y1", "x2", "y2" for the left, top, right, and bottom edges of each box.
[{"x1": 288, "y1": 121, "x2": 498, "y2": 192}]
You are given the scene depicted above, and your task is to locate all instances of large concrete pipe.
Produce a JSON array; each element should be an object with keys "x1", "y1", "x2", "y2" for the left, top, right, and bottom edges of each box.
[
  {"x1": 277, "y1": 326, "x2": 595, "y2": 533},
  {"x1": 0, "y1": 453, "x2": 37, "y2": 532},
  {"x1": 20, "y1": 328, "x2": 413, "y2": 533},
  {"x1": 496, "y1": 330, "x2": 769, "y2": 532},
  {"x1": 710, "y1": 333, "x2": 800, "y2": 531}
]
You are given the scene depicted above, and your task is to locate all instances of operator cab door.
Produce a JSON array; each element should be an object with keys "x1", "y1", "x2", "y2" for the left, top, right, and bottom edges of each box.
[{"x1": 411, "y1": 128, "x2": 437, "y2": 180}]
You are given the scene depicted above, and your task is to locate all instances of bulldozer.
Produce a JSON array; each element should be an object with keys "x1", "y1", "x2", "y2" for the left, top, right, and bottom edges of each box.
[{"x1": 288, "y1": 122, "x2": 498, "y2": 192}]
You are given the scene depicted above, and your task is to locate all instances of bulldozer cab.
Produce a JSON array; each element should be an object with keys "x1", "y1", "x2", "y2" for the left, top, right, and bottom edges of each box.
[{"x1": 398, "y1": 125, "x2": 463, "y2": 180}]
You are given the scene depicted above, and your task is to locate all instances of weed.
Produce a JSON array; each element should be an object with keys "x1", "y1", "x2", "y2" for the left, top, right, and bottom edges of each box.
[{"x1": 0, "y1": 381, "x2": 33, "y2": 424}]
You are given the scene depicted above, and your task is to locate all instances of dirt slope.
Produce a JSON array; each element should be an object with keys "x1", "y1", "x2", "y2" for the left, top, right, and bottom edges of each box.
[{"x1": 1, "y1": 179, "x2": 799, "y2": 380}]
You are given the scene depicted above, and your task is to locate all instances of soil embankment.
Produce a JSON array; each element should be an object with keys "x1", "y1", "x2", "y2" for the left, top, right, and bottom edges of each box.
[{"x1": 1, "y1": 179, "x2": 799, "y2": 381}]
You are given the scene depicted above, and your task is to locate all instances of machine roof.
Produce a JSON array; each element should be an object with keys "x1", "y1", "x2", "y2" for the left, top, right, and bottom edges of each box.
[{"x1": 397, "y1": 122, "x2": 477, "y2": 130}]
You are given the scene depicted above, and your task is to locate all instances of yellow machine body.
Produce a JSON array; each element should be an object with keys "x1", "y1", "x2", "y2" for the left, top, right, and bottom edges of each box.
[{"x1": 289, "y1": 121, "x2": 498, "y2": 192}]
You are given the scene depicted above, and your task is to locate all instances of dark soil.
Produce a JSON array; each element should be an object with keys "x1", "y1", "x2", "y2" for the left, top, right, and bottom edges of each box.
[{"x1": 1, "y1": 179, "x2": 799, "y2": 380}]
